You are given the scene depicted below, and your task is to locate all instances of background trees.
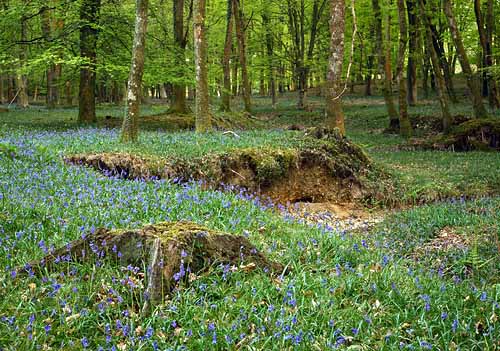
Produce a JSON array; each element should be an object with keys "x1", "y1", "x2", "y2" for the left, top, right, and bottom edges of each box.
[{"x1": 0, "y1": 0, "x2": 498, "y2": 136}]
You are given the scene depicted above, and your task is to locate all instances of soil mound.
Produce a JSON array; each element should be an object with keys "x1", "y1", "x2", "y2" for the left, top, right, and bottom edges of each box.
[{"x1": 67, "y1": 128, "x2": 388, "y2": 204}]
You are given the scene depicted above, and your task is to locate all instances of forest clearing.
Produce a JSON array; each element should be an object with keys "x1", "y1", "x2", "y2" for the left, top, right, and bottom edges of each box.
[{"x1": 1, "y1": 0, "x2": 500, "y2": 349}]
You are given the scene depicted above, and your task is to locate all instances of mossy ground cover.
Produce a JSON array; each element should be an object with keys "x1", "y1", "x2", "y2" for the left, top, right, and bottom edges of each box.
[{"x1": 0, "y1": 95, "x2": 499, "y2": 350}]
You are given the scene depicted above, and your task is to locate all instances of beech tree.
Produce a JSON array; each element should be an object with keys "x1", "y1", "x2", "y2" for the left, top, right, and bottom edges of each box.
[
  {"x1": 121, "y1": 0, "x2": 149, "y2": 143},
  {"x1": 78, "y1": 0, "x2": 101, "y2": 124},
  {"x1": 194, "y1": 0, "x2": 211, "y2": 132}
]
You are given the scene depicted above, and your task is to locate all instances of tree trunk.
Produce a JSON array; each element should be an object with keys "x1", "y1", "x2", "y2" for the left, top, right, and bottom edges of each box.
[
  {"x1": 171, "y1": 0, "x2": 189, "y2": 114},
  {"x1": 232, "y1": 0, "x2": 251, "y2": 112},
  {"x1": 442, "y1": 0, "x2": 488, "y2": 119},
  {"x1": 65, "y1": 80, "x2": 72, "y2": 106},
  {"x1": 16, "y1": 13, "x2": 29, "y2": 108},
  {"x1": 0, "y1": 75, "x2": 4, "y2": 104},
  {"x1": 406, "y1": 0, "x2": 418, "y2": 105},
  {"x1": 475, "y1": 0, "x2": 499, "y2": 109},
  {"x1": 396, "y1": 0, "x2": 412, "y2": 137},
  {"x1": 78, "y1": 0, "x2": 101, "y2": 123},
  {"x1": 121, "y1": 0, "x2": 149, "y2": 143},
  {"x1": 194, "y1": 0, "x2": 211, "y2": 132},
  {"x1": 262, "y1": 13, "x2": 277, "y2": 107},
  {"x1": 419, "y1": 0, "x2": 452, "y2": 132},
  {"x1": 373, "y1": 0, "x2": 399, "y2": 132},
  {"x1": 220, "y1": 0, "x2": 233, "y2": 112},
  {"x1": 325, "y1": 0, "x2": 345, "y2": 135}
]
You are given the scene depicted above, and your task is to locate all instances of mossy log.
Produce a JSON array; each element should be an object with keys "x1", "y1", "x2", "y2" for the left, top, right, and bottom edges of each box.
[{"x1": 20, "y1": 222, "x2": 283, "y2": 313}]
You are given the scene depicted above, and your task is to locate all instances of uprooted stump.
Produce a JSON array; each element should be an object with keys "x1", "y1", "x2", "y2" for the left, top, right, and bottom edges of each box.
[
  {"x1": 67, "y1": 128, "x2": 388, "y2": 204},
  {"x1": 407, "y1": 118, "x2": 500, "y2": 151},
  {"x1": 21, "y1": 221, "x2": 284, "y2": 313}
]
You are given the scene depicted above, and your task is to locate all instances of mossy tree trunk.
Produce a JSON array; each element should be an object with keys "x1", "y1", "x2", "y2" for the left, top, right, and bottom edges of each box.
[
  {"x1": 419, "y1": 0, "x2": 453, "y2": 133},
  {"x1": 372, "y1": 0, "x2": 399, "y2": 132},
  {"x1": 325, "y1": 0, "x2": 346, "y2": 135},
  {"x1": 121, "y1": 0, "x2": 149, "y2": 143},
  {"x1": 396, "y1": 0, "x2": 412, "y2": 137},
  {"x1": 220, "y1": 0, "x2": 233, "y2": 112},
  {"x1": 78, "y1": 0, "x2": 101, "y2": 124},
  {"x1": 232, "y1": 0, "x2": 252, "y2": 113},
  {"x1": 194, "y1": 0, "x2": 211, "y2": 132},
  {"x1": 442, "y1": 0, "x2": 488, "y2": 119}
]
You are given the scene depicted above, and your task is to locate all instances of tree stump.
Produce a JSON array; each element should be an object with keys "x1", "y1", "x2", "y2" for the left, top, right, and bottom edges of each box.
[{"x1": 21, "y1": 222, "x2": 284, "y2": 313}]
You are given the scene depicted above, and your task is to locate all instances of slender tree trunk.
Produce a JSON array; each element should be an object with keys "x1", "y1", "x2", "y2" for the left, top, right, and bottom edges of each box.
[
  {"x1": 121, "y1": 0, "x2": 149, "y2": 143},
  {"x1": 65, "y1": 80, "x2": 72, "y2": 106},
  {"x1": 220, "y1": 0, "x2": 233, "y2": 112},
  {"x1": 78, "y1": 0, "x2": 101, "y2": 123},
  {"x1": 364, "y1": 55, "x2": 373, "y2": 96},
  {"x1": 17, "y1": 14, "x2": 29, "y2": 108},
  {"x1": 231, "y1": 59, "x2": 238, "y2": 96},
  {"x1": 194, "y1": 0, "x2": 211, "y2": 132},
  {"x1": 325, "y1": 0, "x2": 345, "y2": 135},
  {"x1": 396, "y1": 0, "x2": 412, "y2": 137},
  {"x1": 171, "y1": 0, "x2": 189, "y2": 114},
  {"x1": 232, "y1": 0, "x2": 251, "y2": 112},
  {"x1": 422, "y1": 48, "x2": 430, "y2": 98},
  {"x1": 406, "y1": 0, "x2": 418, "y2": 105},
  {"x1": 373, "y1": 0, "x2": 399, "y2": 131},
  {"x1": 442, "y1": 0, "x2": 488, "y2": 119},
  {"x1": 0, "y1": 75, "x2": 4, "y2": 104},
  {"x1": 419, "y1": 0, "x2": 452, "y2": 132},
  {"x1": 262, "y1": 13, "x2": 277, "y2": 107},
  {"x1": 475, "y1": 0, "x2": 499, "y2": 109}
]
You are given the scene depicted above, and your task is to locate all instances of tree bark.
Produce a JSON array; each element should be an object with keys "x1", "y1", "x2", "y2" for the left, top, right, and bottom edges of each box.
[
  {"x1": 78, "y1": 0, "x2": 101, "y2": 123},
  {"x1": 419, "y1": 0, "x2": 452, "y2": 133},
  {"x1": 406, "y1": 0, "x2": 418, "y2": 105},
  {"x1": 262, "y1": 13, "x2": 277, "y2": 107},
  {"x1": 171, "y1": 0, "x2": 190, "y2": 114},
  {"x1": 0, "y1": 75, "x2": 4, "y2": 104},
  {"x1": 194, "y1": 0, "x2": 211, "y2": 132},
  {"x1": 396, "y1": 0, "x2": 412, "y2": 137},
  {"x1": 232, "y1": 0, "x2": 251, "y2": 112},
  {"x1": 325, "y1": 0, "x2": 346, "y2": 135},
  {"x1": 16, "y1": 12, "x2": 29, "y2": 108},
  {"x1": 442, "y1": 0, "x2": 488, "y2": 119},
  {"x1": 121, "y1": 0, "x2": 149, "y2": 143},
  {"x1": 220, "y1": 0, "x2": 233, "y2": 112},
  {"x1": 372, "y1": 0, "x2": 399, "y2": 131},
  {"x1": 475, "y1": 0, "x2": 499, "y2": 109}
]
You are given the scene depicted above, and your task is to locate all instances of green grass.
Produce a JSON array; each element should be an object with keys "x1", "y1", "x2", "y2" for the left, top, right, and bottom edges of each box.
[{"x1": 0, "y1": 95, "x2": 499, "y2": 349}]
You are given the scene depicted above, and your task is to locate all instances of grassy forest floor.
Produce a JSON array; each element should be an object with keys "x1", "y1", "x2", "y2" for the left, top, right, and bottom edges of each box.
[{"x1": 0, "y1": 94, "x2": 499, "y2": 350}]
